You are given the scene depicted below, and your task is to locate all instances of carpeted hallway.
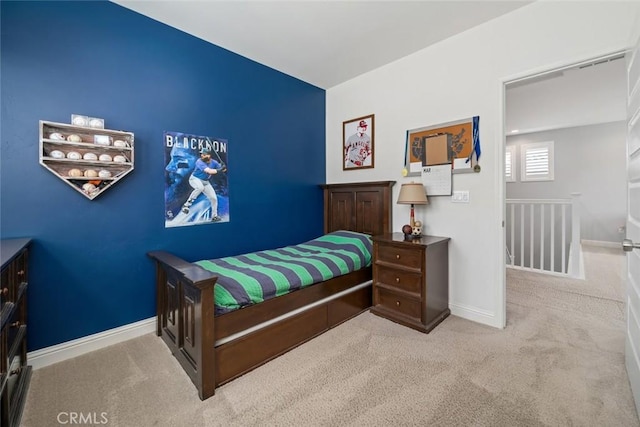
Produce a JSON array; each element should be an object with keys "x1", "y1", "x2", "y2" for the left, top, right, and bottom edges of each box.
[{"x1": 21, "y1": 245, "x2": 639, "y2": 426}]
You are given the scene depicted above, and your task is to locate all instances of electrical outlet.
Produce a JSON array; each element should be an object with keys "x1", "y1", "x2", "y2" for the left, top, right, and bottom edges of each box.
[{"x1": 452, "y1": 191, "x2": 470, "y2": 203}]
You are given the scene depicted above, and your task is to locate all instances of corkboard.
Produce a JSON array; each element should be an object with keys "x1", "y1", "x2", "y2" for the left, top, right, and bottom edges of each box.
[{"x1": 405, "y1": 118, "x2": 475, "y2": 176}]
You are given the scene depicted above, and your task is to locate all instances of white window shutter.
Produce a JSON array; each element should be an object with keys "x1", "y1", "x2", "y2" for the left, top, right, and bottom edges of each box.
[
  {"x1": 521, "y1": 141, "x2": 554, "y2": 181},
  {"x1": 505, "y1": 145, "x2": 516, "y2": 182}
]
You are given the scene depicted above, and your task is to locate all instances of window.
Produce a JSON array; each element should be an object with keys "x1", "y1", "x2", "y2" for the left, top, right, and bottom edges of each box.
[
  {"x1": 505, "y1": 145, "x2": 516, "y2": 182},
  {"x1": 521, "y1": 141, "x2": 554, "y2": 181}
]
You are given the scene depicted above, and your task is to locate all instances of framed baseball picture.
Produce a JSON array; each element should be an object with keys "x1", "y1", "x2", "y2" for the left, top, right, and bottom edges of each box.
[{"x1": 343, "y1": 114, "x2": 374, "y2": 170}]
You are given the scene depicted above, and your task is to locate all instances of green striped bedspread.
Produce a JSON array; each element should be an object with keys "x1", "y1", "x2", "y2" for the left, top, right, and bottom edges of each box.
[{"x1": 195, "y1": 230, "x2": 372, "y2": 315}]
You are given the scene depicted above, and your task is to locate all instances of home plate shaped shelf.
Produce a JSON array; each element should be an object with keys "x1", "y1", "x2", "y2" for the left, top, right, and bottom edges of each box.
[{"x1": 39, "y1": 120, "x2": 135, "y2": 200}]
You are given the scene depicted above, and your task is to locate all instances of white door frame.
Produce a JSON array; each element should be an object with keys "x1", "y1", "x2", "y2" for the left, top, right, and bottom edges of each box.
[
  {"x1": 496, "y1": 48, "x2": 628, "y2": 329},
  {"x1": 625, "y1": 31, "x2": 640, "y2": 415}
]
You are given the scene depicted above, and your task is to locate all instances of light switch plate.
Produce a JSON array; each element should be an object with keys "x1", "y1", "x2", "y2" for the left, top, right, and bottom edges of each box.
[{"x1": 452, "y1": 191, "x2": 469, "y2": 203}]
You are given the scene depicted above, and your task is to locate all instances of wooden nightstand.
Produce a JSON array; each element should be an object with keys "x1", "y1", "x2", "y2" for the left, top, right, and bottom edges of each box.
[{"x1": 370, "y1": 233, "x2": 450, "y2": 333}]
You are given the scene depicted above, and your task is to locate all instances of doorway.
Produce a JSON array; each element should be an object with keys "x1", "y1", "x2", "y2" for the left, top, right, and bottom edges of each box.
[{"x1": 501, "y1": 51, "x2": 629, "y2": 324}]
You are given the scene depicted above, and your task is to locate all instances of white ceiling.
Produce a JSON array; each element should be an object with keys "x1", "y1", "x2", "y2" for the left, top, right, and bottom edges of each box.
[{"x1": 112, "y1": 0, "x2": 531, "y2": 89}]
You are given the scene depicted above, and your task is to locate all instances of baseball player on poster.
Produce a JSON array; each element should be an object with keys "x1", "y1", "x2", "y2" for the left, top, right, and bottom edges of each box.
[
  {"x1": 181, "y1": 147, "x2": 226, "y2": 222},
  {"x1": 344, "y1": 120, "x2": 372, "y2": 168},
  {"x1": 164, "y1": 131, "x2": 229, "y2": 227}
]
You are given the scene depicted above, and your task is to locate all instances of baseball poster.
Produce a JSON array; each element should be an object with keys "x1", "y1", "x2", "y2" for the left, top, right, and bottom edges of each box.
[
  {"x1": 164, "y1": 131, "x2": 229, "y2": 228},
  {"x1": 343, "y1": 114, "x2": 374, "y2": 170}
]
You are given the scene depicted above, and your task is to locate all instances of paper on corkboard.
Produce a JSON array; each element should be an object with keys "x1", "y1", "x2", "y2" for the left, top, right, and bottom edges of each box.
[{"x1": 424, "y1": 134, "x2": 450, "y2": 165}]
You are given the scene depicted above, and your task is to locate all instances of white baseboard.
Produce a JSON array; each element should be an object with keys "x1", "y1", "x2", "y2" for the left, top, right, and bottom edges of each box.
[
  {"x1": 581, "y1": 239, "x2": 622, "y2": 249},
  {"x1": 449, "y1": 302, "x2": 501, "y2": 329},
  {"x1": 28, "y1": 317, "x2": 156, "y2": 370}
]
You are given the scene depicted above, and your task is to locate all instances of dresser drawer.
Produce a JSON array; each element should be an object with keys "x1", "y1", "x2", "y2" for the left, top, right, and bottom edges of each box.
[
  {"x1": 1, "y1": 265, "x2": 11, "y2": 305},
  {"x1": 375, "y1": 266, "x2": 422, "y2": 294},
  {"x1": 376, "y1": 244, "x2": 422, "y2": 270},
  {"x1": 5, "y1": 308, "x2": 25, "y2": 357},
  {"x1": 375, "y1": 288, "x2": 421, "y2": 321},
  {"x1": 5, "y1": 352, "x2": 30, "y2": 413},
  {"x1": 0, "y1": 250, "x2": 27, "y2": 305}
]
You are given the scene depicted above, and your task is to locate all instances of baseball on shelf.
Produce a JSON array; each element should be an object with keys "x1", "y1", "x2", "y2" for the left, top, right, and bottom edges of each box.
[
  {"x1": 98, "y1": 170, "x2": 112, "y2": 178},
  {"x1": 83, "y1": 152, "x2": 98, "y2": 161},
  {"x1": 49, "y1": 150, "x2": 65, "y2": 159},
  {"x1": 94, "y1": 136, "x2": 111, "y2": 146},
  {"x1": 66, "y1": 151, "x2": 82, "y2": 160},
  {"x1": 68, "y1": 168, "x2": 83, "y2": 177},
  {"x1": 89, "y1": 118, "x2": 104, "y2": 128},
  {"x1": 113, "y1": 140, "x2": 129, "y2": 148},
  {"x1": 113, "y1": 155, "x2": 127, "y2": 163},
  {"x1": 49, "y1": 132, "x2": 65, "y2": 140},
  {"x1": 84, "y1": 169, "x2": 98, "y2": 178},
  {"x1": 72, "y1": 116, "x2": 88, "y2": 126},
  {"x1": 98, "y1": 154, "x2": 112, "y2": 162},
  {"x1": 82, "y1": 183, "x2": 97, "y2": 193},
  {"x1": 67, "y1": 134, "x2": 82, "y2": 143}
]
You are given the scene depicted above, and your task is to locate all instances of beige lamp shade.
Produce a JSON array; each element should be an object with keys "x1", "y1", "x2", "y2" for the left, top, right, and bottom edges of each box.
[{"x1": 397, "y1": 182, "x2": 428, "y2": 205}]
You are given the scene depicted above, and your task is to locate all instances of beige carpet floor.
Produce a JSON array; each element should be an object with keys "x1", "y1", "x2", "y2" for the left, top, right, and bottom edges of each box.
[{"x1": 21, "y1": 246, "x2": 639, "y2": 426}]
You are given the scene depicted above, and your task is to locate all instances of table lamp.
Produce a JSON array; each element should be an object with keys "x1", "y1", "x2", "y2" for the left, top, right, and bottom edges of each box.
[{"x1": 397, "y1": 182, "x2": 429, "y2": 237}]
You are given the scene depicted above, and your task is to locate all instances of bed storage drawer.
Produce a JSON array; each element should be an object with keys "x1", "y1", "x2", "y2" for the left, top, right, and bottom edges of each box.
[
  {"x1": 215, "y1": 305, "x2": 328, "y2": 385},
  {"x1": 327, "y1": 283, "x2": 371, "y2": 325}
]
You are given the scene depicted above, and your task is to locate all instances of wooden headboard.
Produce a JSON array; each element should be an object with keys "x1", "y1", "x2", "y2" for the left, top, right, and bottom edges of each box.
[{"x1": 321, "y1": 181, "x2": 395, "y2": 236}]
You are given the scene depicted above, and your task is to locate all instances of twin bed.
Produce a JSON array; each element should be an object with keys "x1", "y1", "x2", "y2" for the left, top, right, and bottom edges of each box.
[{"x1": 148, "y1": 181, "x2": 395, "y2": 400}]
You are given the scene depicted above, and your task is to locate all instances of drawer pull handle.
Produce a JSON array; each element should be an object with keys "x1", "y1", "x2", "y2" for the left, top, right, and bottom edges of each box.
[
  {"x1": 10, "y1": 320, "x2": 21, "y2": 328},
  {"x1": 395, "y1": 277, "x2": 400, "y2": 283},
  {"x1": 10, "y1": 367, "x2": 21, "y2": 376},
  {"x1": 396, "y1": 301, "x2": 400, "y2": 306},
  {"x1": 396, "y1": 254, "x2": 400, "y2": 259}
]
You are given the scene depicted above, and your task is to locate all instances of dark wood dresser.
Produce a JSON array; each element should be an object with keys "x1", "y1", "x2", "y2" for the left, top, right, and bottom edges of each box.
[
  {"x1": 1, "y1": 238, "x2": 32, "y2": 427},
  {"x1": 371, "y1": 233, "x2": 450, "y2": 333}
]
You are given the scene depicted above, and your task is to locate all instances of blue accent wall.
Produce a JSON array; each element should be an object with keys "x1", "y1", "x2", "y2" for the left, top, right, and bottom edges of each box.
[{"x1": 0, "y1": 1, "x2": 326, "y2": 350}]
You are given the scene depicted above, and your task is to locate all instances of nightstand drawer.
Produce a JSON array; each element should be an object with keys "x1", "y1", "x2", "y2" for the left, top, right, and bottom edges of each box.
[
  {"x1": 376, "y1": 288, "x2": 421, "y2": 321},
  {"x1": 376, "y1": 266, "x2": 422, "y2": 294},
  {"x1": 376, "y1": 244, "x2": 422, "y2": 270}
]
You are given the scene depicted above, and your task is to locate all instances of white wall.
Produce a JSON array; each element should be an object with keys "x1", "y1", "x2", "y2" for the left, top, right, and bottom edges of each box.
[
  {"x1": 507, "y1": 122, "x2": 627, "y2": 244},
  {"x1": 506, "y1": 57, "x2": 627, "y2": 134},
  {"x1": 326, "y1": 1, "x2": 640, "y2": 328}
]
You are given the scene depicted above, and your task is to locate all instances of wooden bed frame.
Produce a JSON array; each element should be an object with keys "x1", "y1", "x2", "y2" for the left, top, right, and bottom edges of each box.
[{"x1": 148, "y1": 181, "x2": 395, "y2": 400}]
